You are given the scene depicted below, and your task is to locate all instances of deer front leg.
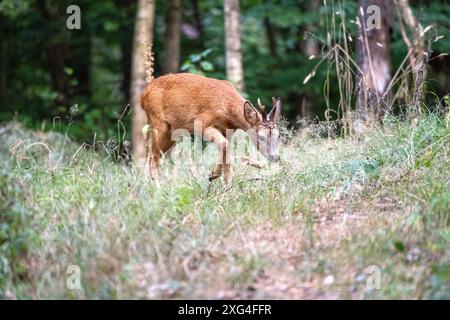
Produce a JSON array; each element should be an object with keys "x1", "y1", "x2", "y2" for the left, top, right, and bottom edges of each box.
[
  {"x1": 241, "y1": 156, "x2": 266, "y2": 169},
  {"x1": 149, "y1": 153, "x2": 160, "y2": 187},
  {"x1": 204, "y1": 127, "x2": 232, "y2": 184}
]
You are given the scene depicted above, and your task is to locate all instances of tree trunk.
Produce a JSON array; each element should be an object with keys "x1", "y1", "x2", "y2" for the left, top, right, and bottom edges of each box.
[
  {"x1": 356, "y1": 0, "x2": 392, "y2": 119},
  {"x1": 263, "y1": 17, "x2": 277, "y2": 58},
  {"x1": 224, "y1": 0, "x2": 244, "y2": 91},
  {"x1": 163, "y1": 0, "x2": 182, "y2": 74},
  {"x1": 299, "y1": 0, "x2": 321, "y2": 58},
  {"x1": 0, "y1": 38, "x2": 6, "y2": 103},
  {"x1": 37, "y1": 0, "x2": 71, "y2": 105},
  {"x1": 117, "y1": 0, "x2": 135, "y2": 104},
  {"x1": 71, "y1": 27, "x2": 91, "y2": 97},
  {"x1": 396, "y1": 0, "x2": 428, "y2": 110},
  {"x1": 298, "y1": 0, "x2": 321, "y2": 119},
  {"x1": 130, "y1": 0, "x2": 155, "y2": 161},
  {"x1": 191, "y1": 0, "x2": 205, "y2": 49},
  {"x1": 396, "y1": 0, "x2": 425, "y2": 65}
]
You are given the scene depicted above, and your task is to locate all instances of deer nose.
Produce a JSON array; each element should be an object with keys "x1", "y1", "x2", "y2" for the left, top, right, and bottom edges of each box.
[{"x1": 268, "y1": 155, "x2": 280, "y2": 163}]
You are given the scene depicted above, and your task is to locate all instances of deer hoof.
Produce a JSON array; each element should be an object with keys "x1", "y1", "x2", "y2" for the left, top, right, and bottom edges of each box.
[{"x1": 208, "y1": 172, "x2": 221, "y2": 182}]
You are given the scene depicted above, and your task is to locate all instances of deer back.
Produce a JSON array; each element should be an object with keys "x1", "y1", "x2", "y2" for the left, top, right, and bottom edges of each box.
[{"x1": 141, "y1": 73, "x2": 248, "y2": 134}]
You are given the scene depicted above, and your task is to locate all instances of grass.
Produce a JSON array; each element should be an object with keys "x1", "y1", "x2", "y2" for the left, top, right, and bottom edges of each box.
[{"x1": 0, "y1": 112, "x2": 449, "y2": 299}]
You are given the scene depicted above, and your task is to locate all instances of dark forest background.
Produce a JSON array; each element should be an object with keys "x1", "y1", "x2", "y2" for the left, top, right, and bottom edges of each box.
[{"x1": 0, "y1": 0, "x2": 449, "y2": 142}]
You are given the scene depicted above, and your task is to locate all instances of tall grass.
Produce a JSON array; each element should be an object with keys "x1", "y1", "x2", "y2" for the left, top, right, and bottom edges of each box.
[
  {"x1": 0, "y1": 110, "x2": 448, "y2": 299},
  {"x1": 303, "y1": 0, "x2": 442, "y2": 136}
]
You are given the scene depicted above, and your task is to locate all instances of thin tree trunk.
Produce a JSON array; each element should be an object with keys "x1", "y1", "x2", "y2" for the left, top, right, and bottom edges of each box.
[
  {"x1": 263, "y1": 17, "x2": 277, "y2": 58},
  {"x1": 72, "y1": 28, "x2": 91, "y2": 97},
  {"x1": 130, "y1": 0, "x2": 155, "y2": 161},
  {"x1": 37, "y1": 0, "x2": 71, "y2": 104},
  {"x1": 191, "y1": 0, "x2": 205, "y2": 49},
  {"x1": 298, "y1": 0, "x2": 321, "y2": 118},
  {"x1": 396, "y1": 0, "x2": 425, "y2": 63},
  {"x1": 396, "y1": 0, "x2": 428, "y2": 110},
  {"x1": 117, "y1": 0, "x2": 134, "y2": 104},
  {"x1": 224, "y1": 0, "x2": 244, "y2": 91},
  {"x1": 299, "y1": 0, "x2": 321, "y2": 58},
  {"x1": 356, "y1": 0, "x2": 392, "y2": 120},
  {"x1": 163, "y1": 0, "x2": 182, "y2": 74},
  {"x1": 0, "y1": 39, "x2": 6, "y2": 102}
]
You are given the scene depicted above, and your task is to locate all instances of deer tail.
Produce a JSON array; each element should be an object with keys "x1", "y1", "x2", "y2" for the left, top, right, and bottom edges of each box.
[
  {"x1": 142, "y1": 124, "x2": 151, "y2": 162},
  {"x1": 139, "y1": 35, "x2": 154, "y2": 162},
  {"x1": 140, "y1": 35, "x2": 154, "y2": 84}
]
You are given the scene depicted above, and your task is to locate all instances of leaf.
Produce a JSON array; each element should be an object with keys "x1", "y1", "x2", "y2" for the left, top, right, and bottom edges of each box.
[
  {"x1": 64, "y1": 67, "x2": 74, "y2": 76},
  {"x1": 444, "y1": 94, "x2": 450, "y2": 107},
  {"x1": 200, "y1": 61, "x2": 213, "y2": 71},
  {"x1": 200, "y1": 48, "x2": 213, "y2": 57},
  {"x1": 394, "y1": 241, "x2": 405, "y2": 253},
  {"x1": 190, "y1": 54, "x2": 201, "y2": 63},
  {"x1": 181, "y1": 62, "x2": 191, "y2": 71}
]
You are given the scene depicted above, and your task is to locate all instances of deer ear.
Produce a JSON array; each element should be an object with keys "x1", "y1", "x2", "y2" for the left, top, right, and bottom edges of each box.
[
  {"x1": 244, "y1": 101, "x2": 260, "y2": 125},
  {"x1": 268, "y1": 97, "x2": 281, "y2": 123}
]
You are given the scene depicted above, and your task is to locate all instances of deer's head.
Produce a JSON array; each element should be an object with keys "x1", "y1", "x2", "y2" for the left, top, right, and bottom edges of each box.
[{"x1": 244, "y1": 97, "x2": 282, "y2": 162}]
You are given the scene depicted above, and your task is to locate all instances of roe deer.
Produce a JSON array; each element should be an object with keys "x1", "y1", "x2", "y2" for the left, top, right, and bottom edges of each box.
[{"x1": 140, "y1": 73, "x2": 281, "y2": 185}]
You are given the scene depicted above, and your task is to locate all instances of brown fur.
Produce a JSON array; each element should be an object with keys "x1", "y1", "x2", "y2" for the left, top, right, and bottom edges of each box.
[
  {"x1": 141, "y1": 73, "x2": 251, "y2": 135},
  {"x1": 140, "y1": 73, "x2": 280, "y2": 185}
]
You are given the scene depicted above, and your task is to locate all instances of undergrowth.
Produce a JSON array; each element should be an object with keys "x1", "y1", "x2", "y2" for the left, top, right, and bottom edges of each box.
[{"x1": 0, "y1": 112, "x2": 448, "y2": 299}]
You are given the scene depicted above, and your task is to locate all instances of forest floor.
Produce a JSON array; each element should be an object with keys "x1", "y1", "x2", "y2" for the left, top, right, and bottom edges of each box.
[{"x1": 1, "y1": 113, "x2": 449, "y2": 299}]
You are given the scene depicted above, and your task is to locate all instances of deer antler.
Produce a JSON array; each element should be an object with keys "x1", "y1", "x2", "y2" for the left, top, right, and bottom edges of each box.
[{"x1": 257, "y1": 98, "x2": 266, "y2": 113}]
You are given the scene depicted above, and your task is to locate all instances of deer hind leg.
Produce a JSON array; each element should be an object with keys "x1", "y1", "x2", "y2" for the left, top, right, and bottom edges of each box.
[
  {"x1": 148, "y1": 121, "x2": 174, "y2": 186},
  {"x1": 204, "y1": 127, "x2": 232, "y2": 184}
]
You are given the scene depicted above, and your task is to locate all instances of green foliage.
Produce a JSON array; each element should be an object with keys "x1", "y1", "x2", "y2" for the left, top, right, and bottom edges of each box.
[
  {"x1": 0, "y1": 0, "x2": 132, "y2": 142},
  {"x1": 0, "y1": 0, "x2": 32, "y2": 18},
  {"x1": 0, "y1": 171, "x2": 37, "y2": 299},
  {"x1": 181, "y1": 48, "x2": 215, "y2": 74}
]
